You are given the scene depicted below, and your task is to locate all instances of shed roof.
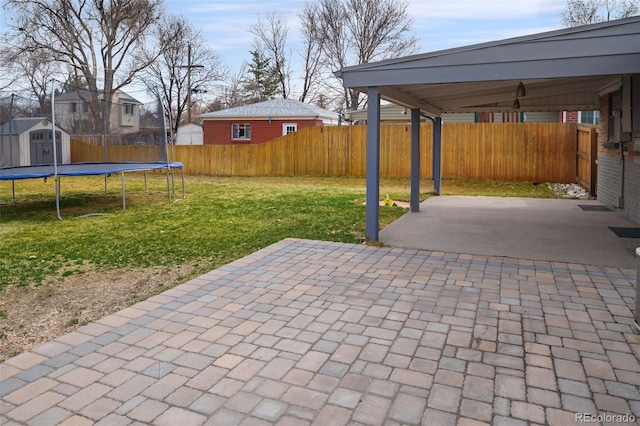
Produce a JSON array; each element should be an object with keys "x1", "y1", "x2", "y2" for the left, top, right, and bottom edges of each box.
[
  {"x1": 200, "y1": 98, "x2": 339, "y2": 120},
  {"x1": 0, "y1": 117, "x2": 65, "y2": 135},
  {"x1": 336, "y1": 16, "x2": 640, "y2": 116}
]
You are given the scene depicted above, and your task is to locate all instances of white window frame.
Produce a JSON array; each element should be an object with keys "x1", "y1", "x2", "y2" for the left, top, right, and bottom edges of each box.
[
  {"x1": 283, "y1": 123, "x2": 297, "y2": 135},
  {"x1": 578, "y1": 110, "x2": 600, "y2": 124},
  {"x1": 123, "y1": 103, "x2": 134, "y2": 115},
  {"x1": 232, "y1": 123, "x2": 252, "y2": 140}
]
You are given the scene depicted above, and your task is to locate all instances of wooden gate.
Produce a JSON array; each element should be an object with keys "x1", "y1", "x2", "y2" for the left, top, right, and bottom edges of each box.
[{"x1": 576, "y1": 125, "x2": 598, "y2": 196}]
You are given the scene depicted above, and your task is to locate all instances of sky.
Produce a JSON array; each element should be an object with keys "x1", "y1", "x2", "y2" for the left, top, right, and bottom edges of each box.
[
  {"x1": 0, "y1": 0, "x2": 568, "y2": 103},
  {"x1": 164, "y1": 0, "x2": 566, "y2": 73}
]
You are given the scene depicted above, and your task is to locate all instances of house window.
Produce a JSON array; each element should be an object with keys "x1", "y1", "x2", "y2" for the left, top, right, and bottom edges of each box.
[
  {"x1": 283, "y1": 123, "x2": 297, "y2": 135},
  {"x1": 123, "y1": 103, "x2": 134, "y2": 115},
  {"x1": 232, "y1": 123, "x2": 251, "y2": 140},
  {"x1": 579, "y1": 110, "x2": 599, "y2": 124}
]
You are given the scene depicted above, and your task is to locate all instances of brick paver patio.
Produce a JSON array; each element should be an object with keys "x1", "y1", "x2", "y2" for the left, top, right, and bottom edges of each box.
[{"x1": 1, "y1": 238, "x2": 639, "y2": 425}]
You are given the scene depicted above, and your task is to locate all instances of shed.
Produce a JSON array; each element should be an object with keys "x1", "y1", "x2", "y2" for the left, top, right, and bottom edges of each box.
[
  {"x1": 0, "y1": 117, "x2": 71, "y2": 168},
  {"x1": 176, "y1": 123, "x2": 203, "y2": 145},
  {"x1": 199, "y1": 98, "x2": 340, "y2": 145}
]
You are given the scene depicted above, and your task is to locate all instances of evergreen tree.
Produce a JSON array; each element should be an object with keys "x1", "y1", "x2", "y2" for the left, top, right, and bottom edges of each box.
[{"x1": 243, "y1": 50, "x2": 279, "y2": 103}]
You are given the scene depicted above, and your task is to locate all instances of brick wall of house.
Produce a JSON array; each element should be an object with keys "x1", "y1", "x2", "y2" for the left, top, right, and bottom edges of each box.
[
  {"x1": 597, "y1": 156, "x2": 622, "y2": 208},
  {"x1": 624, "y1": 159, "x2": 640, "y2": 224},
  {"x1": 558, "y1": 111, "x2": 579, "y2": 123},
  {"x1": 203, "y1": 119, "x2": 324, "y2": 145},
  {"x1": 597, "y1": 94, "x2": 621, "y2": 208},
  {"x1": 596, "y1": 92, "x2": 640, "y2": 224}
]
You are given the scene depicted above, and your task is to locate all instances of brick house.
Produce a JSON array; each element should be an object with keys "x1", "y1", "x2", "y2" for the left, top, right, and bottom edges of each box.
[{"x1": 199, "y1": 99, "x2": 340, "y2": 145}]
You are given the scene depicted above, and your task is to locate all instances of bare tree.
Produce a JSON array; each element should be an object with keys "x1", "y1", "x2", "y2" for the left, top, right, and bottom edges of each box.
[
  {"x1": 139, "y1": 14, "x2": 227, "y2": 135},
  {"x1": 298, "y1": 2, "x2": 325, "y2": 103},
  {"x1": 209, "y1": 65, "x2": 248, "y2": 110},
  {"x1": 561, "y1": 0, "x2": 639, "y2": 26},
  {"x1": 3, "y1": 47, "x2": 62, "y2": 112},
  {"x1": 251, "y1": 11, "x2": 290, "y2": 99},
  {"x1": 301, "y1": 0, "x2": 419, "y2": 111},
  {"x1": 3, "y1": 0, "x2": 165, "y2": 132},
  {"x1": 0, "y1": 37, "x2": 18, "y2": 93}
]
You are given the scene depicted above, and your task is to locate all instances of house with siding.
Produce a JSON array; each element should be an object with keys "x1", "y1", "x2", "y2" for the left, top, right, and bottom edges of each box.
[
  {"x1": 199, "y1": 99, "x2": 340, "y2": 145},
  {"x1": 55, "y1": 90, "x2": 142, "y2": 134},
  {"x1": 344, "y1": 104, "x2": 560, "y2": 123}
]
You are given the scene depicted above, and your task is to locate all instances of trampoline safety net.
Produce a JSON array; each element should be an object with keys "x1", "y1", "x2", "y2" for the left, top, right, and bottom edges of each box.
[{"x1": 0, "y1": 90, "x2": 175, "y2": 169}]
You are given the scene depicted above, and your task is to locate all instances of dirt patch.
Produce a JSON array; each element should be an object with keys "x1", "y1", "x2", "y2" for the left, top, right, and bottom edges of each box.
[{"x1": 0, "y1": 263, "x2": 197, "y2": 362}]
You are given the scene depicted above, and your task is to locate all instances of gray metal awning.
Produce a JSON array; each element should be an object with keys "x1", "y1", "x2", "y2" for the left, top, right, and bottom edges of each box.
[
  {"x1": 336, "y1": 16, "x2": 640, "y2": 117},
  {"x1": 335, "y1": 16, "x2": 640, "y2": 242}
]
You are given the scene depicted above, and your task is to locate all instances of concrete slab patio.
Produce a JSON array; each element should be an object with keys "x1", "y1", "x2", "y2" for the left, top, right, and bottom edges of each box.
[
  {"x1": 380, "y1": 196, "x2": 640, "y2": 270},
  {"x1": 1, "y1": 238, "x2": 639, "y2": 425}
]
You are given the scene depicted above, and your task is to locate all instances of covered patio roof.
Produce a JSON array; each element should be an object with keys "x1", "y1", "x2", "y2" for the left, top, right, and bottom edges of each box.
[
  {"x1": 336, "y1": 16, "x2": 640, "y2": 116},
  {"x1": 335, "y1": 16, "x2": 640, "y2": 242}
]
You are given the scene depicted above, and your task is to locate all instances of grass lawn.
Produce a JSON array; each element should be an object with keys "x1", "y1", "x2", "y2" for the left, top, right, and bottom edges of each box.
[{"x1": 0, "y1": 174, "x2": 556, "y2": 290}]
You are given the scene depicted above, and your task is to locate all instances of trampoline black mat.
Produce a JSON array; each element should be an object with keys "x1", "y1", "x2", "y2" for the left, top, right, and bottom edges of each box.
[
  {"x1": 609, "y1": 227, "x2": 640, "y2": 238},
  {"x1": 579, "y1": 205, "x2": 612, "y2": 212}
]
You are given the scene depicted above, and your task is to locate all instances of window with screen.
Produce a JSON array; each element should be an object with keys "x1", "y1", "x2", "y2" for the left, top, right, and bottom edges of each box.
[{"x1": 232, "y1": 123, "x2": 251, "y2": 140}]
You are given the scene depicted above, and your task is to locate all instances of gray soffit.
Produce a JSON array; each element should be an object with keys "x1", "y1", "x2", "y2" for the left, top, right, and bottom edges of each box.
[{"x1": 336, "y1": 16, "x2": 640, "y2": 115}]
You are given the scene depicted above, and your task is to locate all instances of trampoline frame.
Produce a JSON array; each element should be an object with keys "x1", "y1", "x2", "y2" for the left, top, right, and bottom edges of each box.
[
  {"x1": 0, "y1": 161, "x2": 186, "y2": 219},
  {"x1": 1, "y1": 82, "x2": 186, "y2": 219}
]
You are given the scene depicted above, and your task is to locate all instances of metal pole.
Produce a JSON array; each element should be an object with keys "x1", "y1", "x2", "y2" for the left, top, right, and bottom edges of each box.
[
  {"x1": 8, "y1": 94, "x2": 14, "y2": 168},
  {"x1": 410, "y1": 108, "x2": 421, "y2": 212},
  {"x1": 433, "y1": 117, "x2": 443, "y2": 195},
  {"x1": 157, "y1": 89, "x2": 172, "y2": 204},
  {"x1": 181, "y1": 167, "x2": 185, "y2": 199},
  {"x1": 121, "y1": 172, "x2": 126, "y2": 212},
  {"x1": 365, "y1": 87, "x2": 381, "y2": 242},
  {"x1": 187, "y1": 42, "x2": 192, "y2": 124},
  {"x1": 8, "y1": 94, "x2": 15, "y2": 203},
  {"x1": 51, "y1": 79, "x2": 61, "y2": 220},
  {"x1": 102, "y1": 98, "x2": 108, "y2": 193},
  {"x1": 168, "y1": 108, "x2": 176, "y2": 194}
]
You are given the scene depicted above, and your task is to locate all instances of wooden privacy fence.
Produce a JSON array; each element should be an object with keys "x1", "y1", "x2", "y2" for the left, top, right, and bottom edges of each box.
[
  {"x1": 71, "y1": 122, "x2": 579, "y2": 183},
  {"x1": 576, "y1": 125, "x2": 598, "y2": 195}
]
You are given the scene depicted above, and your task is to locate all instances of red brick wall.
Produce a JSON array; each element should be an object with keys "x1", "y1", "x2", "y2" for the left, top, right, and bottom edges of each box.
[
  {"x1": 559, "y1": 111, "x2": 579, "y2": 123},
  {"x1": 203, "y1": 119, "x2": 324, "y2": 145}
]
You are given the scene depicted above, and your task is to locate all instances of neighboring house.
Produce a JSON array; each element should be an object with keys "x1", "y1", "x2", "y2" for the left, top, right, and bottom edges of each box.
[
  {"x1": 559, "y1": 110, "x2": 600, "y2": 124},
  {"x1": 0, "y1": 117, "x2": 70, "y2": 167},
  {"x1": 55, "y1": 89, "x2": 142, "y2": 134},
  {"x1": 175, "y1": 123, "x2": 203, "y2": 145},
  {"x1": 345, "y1": 104, "x2": 558, "y2": 123},
  {"x1": 199, "y1": 98, "x2": 340, "y2": 145}
]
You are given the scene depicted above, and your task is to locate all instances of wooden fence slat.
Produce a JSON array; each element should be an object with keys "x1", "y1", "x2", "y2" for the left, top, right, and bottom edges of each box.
[{"x1": 70, "y1": 122, "x2": 579, "y2": 183}]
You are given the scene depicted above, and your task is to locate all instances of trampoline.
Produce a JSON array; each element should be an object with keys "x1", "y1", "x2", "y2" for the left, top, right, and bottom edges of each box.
[
  {"x1": 1, "y1": 85, "x2": 187, "y2": 219},
  {"x1": 0, "y1": 161, "x2": 185, "y2": 219}
]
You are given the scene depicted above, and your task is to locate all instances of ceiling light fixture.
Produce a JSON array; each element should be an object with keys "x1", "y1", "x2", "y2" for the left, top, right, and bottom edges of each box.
[
  {"x1": 513, "y1": 98, "x2": 521, "y2": 110},
  {"x1": 516, "y1": 81, "x2": 526, "y2": 97}
]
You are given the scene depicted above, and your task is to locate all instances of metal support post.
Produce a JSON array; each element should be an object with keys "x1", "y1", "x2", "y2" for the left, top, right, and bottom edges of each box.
[
  {"x1": 365, "y1": 87, "x2": 381, "y2": 242},
  {"x1": 410, "y1": 108, "x2": 421, "y2": 212}
]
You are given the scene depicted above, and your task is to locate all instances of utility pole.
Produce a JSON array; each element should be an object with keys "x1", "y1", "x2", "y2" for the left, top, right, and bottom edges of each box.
[{"x1": 178, "y1": 43, "x2": 204, "y2": 123}]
